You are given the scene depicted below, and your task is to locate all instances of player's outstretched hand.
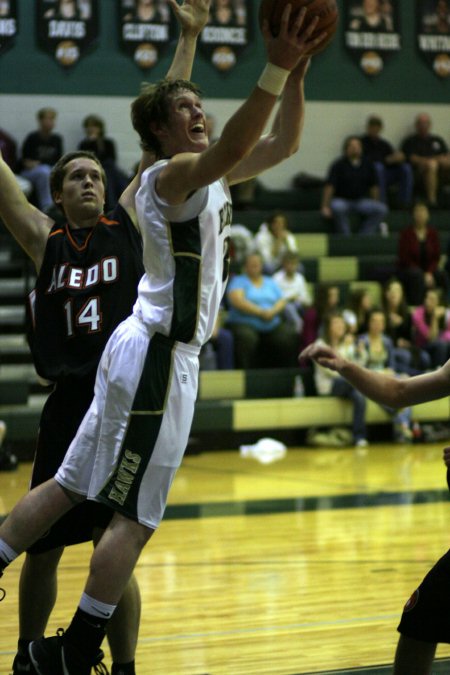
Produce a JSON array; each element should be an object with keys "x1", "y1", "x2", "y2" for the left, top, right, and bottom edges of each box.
[
  {"x1": 443, "y1": 446, "x2": 450, "y2": 467},
  {"x1": 168, "y1": 0, "x2": 211, "y2": 37},
  {"x1": 261, "y1": 5, "x2": 327, "y2": 71},
  {"x1": 300, "y1": 343, "x2": 344, "y2": 372}
]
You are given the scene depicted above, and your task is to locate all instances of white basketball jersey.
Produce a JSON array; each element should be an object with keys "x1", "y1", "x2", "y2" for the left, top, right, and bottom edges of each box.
[{"x1": 134, "y1": 160, "x2": 232, "y2": 348}]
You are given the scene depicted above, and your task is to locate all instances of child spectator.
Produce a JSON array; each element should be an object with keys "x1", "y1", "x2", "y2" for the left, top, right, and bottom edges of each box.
[{"x1": 273, "y1": 251, "x2": 311, "y2": 333}]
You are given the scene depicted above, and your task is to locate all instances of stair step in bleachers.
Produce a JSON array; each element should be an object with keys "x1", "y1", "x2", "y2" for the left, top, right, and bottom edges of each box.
[
  {"x1": 0, "y1": 305, "x2": 25, "y2": 325},
  {"x1": 0, "y1": 278, "x2": 34, "y2": 306},
  {"x1": 233, "y1": 208, "x2": 450, "y2": 235},
  {"x1": 2, "y1": 374, "x2": 448, "y2": 448}
]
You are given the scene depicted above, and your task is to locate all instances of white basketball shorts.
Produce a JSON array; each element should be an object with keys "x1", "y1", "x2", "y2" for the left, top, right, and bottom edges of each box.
[{"x1": 55, "y1": 315, "x2": 199, "y2": 529}]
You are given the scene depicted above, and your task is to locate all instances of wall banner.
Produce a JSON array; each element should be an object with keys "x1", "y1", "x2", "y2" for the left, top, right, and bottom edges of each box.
[
  {"x1": 199, "y1": 0, "x2": 252, "y2": 72},
  {"x1": 344, "y1": 0, "x2": 401, "y2": 76},
  {"x1": 37, "y1": 0, "x2": 99, "y2": 67},
  {"x1": 0, "y1": 0, "x2": 18, "y2": 56},
  {"x1": 119, "y1": 0, "x2": 176, "y2": 70},
  {"x1": 417, "y1": 0, "x2": 450, "y2": 78}
]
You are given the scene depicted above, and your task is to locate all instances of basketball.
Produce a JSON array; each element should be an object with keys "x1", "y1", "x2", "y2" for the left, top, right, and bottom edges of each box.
[{"x1": 259, "y1": 0, "x2": 339, "y2": 56}]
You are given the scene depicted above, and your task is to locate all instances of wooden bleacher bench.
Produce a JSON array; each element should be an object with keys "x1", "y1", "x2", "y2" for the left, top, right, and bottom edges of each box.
[
  {"x1": 192, "y1": 370, "x2": 449, "y2": 433},
  {"x1": 2, "y1": 369, "x2": 448, "y2": 446}
]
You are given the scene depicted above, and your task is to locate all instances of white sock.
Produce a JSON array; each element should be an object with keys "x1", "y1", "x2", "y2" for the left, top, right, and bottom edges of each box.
[
  {"x1": 0, "y1": 539, "x2": 19, "y2": 567},
  {"x1": 79, "y1": 592, "x2": 117, "y2": 619}
]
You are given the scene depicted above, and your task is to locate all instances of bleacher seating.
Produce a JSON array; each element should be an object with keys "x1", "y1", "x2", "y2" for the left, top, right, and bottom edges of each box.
[{"x1": 0, "y1": 194, "x2": 449, "y2": 456}]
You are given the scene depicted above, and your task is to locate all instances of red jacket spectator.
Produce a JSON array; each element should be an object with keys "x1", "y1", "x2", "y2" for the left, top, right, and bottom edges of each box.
[
  {"x1": 397, "y1": 224, "x2": 441, "y2": 274},
  {"x1": 396, "y1": 202, "x2": 449, "y2": 305}
]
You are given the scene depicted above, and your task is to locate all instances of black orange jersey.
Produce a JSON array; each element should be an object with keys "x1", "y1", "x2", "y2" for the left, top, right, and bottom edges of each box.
[{"x1": 27, "y1": 203, "x2": 144, "y2": 381}]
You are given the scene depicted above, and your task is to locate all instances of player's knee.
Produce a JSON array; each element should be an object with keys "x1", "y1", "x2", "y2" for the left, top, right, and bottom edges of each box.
[{"x1": 25, "y1": 547, "x2": 64, "y2": 574}]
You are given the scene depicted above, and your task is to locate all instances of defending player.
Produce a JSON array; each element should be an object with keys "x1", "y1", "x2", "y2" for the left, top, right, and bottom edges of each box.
[
  {"x1": 0, "y1": 6, "x2": 325, "y2": 674},
  {"x1": 0, "y1": 2, "x2": 211, "y2": 674},
  {"x1": 301, "y1": 340, "x2": 450, "y2": 675}
]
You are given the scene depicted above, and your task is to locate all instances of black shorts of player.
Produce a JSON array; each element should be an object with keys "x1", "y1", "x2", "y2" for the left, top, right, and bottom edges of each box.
[
  {"x1": 28, "y1": 374, "x2": 113, "y2": 555},
  {"x1": 398, "y1": 548, "x2": 450, "y2": 643}
]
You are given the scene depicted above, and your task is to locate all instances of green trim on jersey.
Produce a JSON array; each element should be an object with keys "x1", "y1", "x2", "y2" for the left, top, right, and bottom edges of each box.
[
  {"x1": 168, "y1": 217, "x2": 202, "y2": 343},
  {"x1": 97, "y1": 333, "x2": 175, "y2": 517}
]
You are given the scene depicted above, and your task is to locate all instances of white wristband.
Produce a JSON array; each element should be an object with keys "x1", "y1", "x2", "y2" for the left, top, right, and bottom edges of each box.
[{"x1": 257, "y1": 63, "x2": 290, "y2": 97}]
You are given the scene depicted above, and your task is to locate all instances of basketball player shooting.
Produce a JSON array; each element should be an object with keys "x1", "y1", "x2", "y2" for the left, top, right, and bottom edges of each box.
[{"x1": 0, "y1": 5, "x2": 326, "y2": 674}]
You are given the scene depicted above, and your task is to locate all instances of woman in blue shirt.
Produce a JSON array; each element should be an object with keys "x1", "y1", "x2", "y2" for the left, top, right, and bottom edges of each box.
[{"x1": 226, "y1": 252, "x2": 299, "y2": 368}]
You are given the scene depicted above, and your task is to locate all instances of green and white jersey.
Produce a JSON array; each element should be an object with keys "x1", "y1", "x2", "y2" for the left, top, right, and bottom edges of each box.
[{"x1": 134, "y1": 160, "x2": 232, "y2": 348}]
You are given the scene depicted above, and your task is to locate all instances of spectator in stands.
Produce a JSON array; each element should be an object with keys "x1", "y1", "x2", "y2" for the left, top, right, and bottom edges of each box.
[
  {"x1": 300, "y1": 283, "x2": 343, "y2": 350},
  {"x1": 226, "y1": 252, "x2": 298, "y2": 368},
  {"x1": 361, "y1": 115, "x2": 413, "y2": 208},
  {"x1": 397, "y1": 202, "x2": 448, "y2": 305},
  {"x1": 401, "y1": 113, "x2": 450, "y2": 207},
  {"x1": 358, "y1": 309, "x2": 413, "y2": 441},
  {"x1": 0, "y1": 128, "x2": 32, "y2": 196},
  {"x1": 313, "y1": 312, "x2": 369, "y2": 448},
  {"x1": 343, "y1": 287, "x2": 373, "y2": 335},
  {"x1": 273, "y1": 250, "x2": 311, "y2": 333},
  {"x1": 412, "y1": 288, "x2": 450, "y2": 367},
  {"x1": 21, "y1": 108, "x2": 63, "y2": 212},
  {"x1": 382, "y1": 278, "x2": 431, "y2": 374},
  {"x1": 78, "y1": 114, "x2": 130, "y2": 211},
  {"x1": 321, "y1": 135, "x2": 388, "y2": 236},
  {"x1": 254, "y1": 211, "x2": 298, "y2": 274}
]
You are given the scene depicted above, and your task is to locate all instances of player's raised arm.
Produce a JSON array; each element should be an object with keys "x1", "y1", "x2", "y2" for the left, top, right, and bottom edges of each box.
[
  {"x1": 301, "y1": 342, "x2": 450, "y2": 408},
  {"x1": 227, "y1": 19, "x2": 326, "y2": 185},
  {"x1": 166, "y1": 0, "x2": 210, "y2": 80},
  {"x1": 154, "y1": 6, "x2": 314, "y2": 205},
  {"x1": 0, "y1": 149, "x2": 53, "y2": 272},
  {"x1": 120, "y1": 0, "x2": 211, "y2": 222}
]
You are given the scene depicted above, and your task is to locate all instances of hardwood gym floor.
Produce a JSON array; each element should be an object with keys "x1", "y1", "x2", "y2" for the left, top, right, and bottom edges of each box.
[{"x1": 1, "y1": 442, "x2": 450, "y2": 674}]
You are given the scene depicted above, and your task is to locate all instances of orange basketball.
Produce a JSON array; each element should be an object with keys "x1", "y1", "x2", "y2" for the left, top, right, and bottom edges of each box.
[{"x1": 259, "y1": 0, "x2": 339, "y2": 56}]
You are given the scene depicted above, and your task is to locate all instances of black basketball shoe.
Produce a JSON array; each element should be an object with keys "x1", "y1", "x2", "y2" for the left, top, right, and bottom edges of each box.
[
  {"x1": 29, "y1": 630, "x2": 109, "y2": 675},
  {"x1": 11, "y1": 650, "x2": 38, "y2": 675}
]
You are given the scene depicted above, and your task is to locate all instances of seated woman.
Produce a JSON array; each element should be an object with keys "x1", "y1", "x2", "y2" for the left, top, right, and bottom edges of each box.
[
  {"x1": 226, "y1": 253, "x2": 298, "y2": 368},
  {"x1": 313, "y1": 312, "x2": 368, "y2": 448},
  {"x1": 382, "y1": 278, "x2": 431, "y2": 374},
  {"x1": 358, "y1": 308, "x2": 413, "y2": 442},
  {"x1": 254, "y1": 211, "x2": 298, "y2": 274},
  {"x1": 397, "y1": 202, "x2": 449, "y2": 305},
  {"x1": 343, "y1": 287, "x2": 373, "y2": 335},
  {"x1": 300, "y1": 282, "x2": 343, "y2": 350},
  {"x1": 412, "y1": 288, "x2": 450, "y2": 368}
]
